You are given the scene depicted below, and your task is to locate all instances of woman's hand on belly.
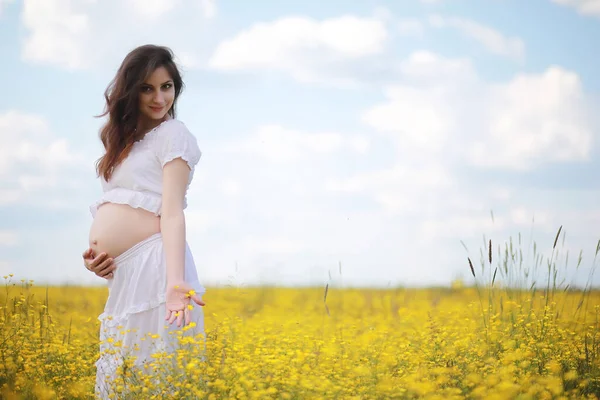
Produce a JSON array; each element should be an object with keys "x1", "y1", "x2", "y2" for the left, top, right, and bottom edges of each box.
[{"x1": 83, "y1": 248, "x2": 115, "y2": 279}]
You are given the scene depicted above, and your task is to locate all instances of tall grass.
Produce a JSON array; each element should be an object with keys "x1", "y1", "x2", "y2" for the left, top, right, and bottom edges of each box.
[{"x1": 462, "y1": 220, "x2": 600, "y2": 398}]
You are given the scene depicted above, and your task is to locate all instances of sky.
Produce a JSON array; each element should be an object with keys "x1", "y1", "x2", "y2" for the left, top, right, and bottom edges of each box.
[{"x1": 0, "y1": 0, "x2": 599, "y2": 290}]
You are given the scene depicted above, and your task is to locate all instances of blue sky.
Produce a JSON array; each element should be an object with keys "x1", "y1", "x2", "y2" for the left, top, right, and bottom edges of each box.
[{"x1": 0, "y1": 0, "x2": 599, "y2": 289}]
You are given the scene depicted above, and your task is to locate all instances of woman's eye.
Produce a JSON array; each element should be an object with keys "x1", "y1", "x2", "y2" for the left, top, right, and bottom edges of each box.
[
  {"x1": 141, "y1": 87, "x2": 151, "y2": 92},
  {"x1": 163, "y1": 83, "x2": 172, "y2": 89}
]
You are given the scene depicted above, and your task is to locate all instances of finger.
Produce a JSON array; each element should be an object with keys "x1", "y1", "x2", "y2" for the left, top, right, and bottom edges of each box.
[
  {"x1": 192, "y1": 295, "x2": 206, "y2": 307},
  {"x1": 97, "y1": 264, "x2": 114, "y2": 278},
  {"x1": 105, "y1": 272, "x2": 113, "y2": 280},
  {"x1": 94, "y1": 258, "x2": 114, "y2": 274},
  {"x1": 107, "y1": 266, "x2": 117, "y2": 277},
  {"x1": 91, "y1": 253, "x2": 107, "y2": 266},
  {"x1": 184, "y1": 307, "x2": 190, "y2": 326},
  {"x1": 82, "y1": 249, "x2": 91, "y2": 258},
  {"x1": 91, "y1": 252, "x2": 108, "y2": 267},
  {"x1": 177, "y1": 310, "x2": 183, "y2": 327},
  {"x1": 166, "y1": 309, "x2": 176, "y2": 324},
  {"x1": 168, "y1": 310, "x2": 178, "y2": 325},
  {"x1": 100, "y1": 265, "x2": 116, "y2": 278}
]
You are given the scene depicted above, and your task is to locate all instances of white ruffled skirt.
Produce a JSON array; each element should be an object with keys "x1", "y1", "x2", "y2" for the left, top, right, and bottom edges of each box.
[{"x1": 94, "y1": 233, "x2": 206, "y2": 399}]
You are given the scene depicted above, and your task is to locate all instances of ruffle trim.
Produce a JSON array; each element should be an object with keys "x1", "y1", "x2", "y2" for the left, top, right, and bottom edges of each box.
[
  {"x1": 161, "y1": 149, "x2": 201, "y2": 170},
  {"x1": 97, "y1": 280, "x2": 206, "y2": 328},
  {"x1": 98, "y1": 293, "x2": 166, "y2": 328},
  {"x1": 89, "y1": 188, "x2": 163, "y2": 218}
]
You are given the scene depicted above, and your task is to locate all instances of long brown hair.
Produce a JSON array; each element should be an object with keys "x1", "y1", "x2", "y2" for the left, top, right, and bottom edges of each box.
[{"x1": 95, "y1": 44, "x2": 185, "y2": 181}]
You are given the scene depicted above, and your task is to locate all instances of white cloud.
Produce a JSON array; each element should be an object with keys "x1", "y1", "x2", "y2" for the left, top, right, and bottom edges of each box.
[
  {"x1": 125, "y1": 0, "x2": 216, "y2": 20},
  {"x1": 472, "y1": 67, "x2": 592, "y2": 168},
  {"x1": 199, "y1": 0, "x2": 217, "y2": 18},
  {"x1": 221, "y1": 124, "x2": 370, "y2": 163},
  {"x1": 372, "y1": 6, "x2": 393, "y2": 21},
  {"x1": 126, "y1": 0, "x2": 180, "y2": 20},
  {"x1": 21, "y1": 0, "x2": 93, "y2": 70},
  {"x1": 0, "y1": 0, "x2": 15, "y2": 15},
  {"x1": 326, "y1": 163, "x2": 454, "y2": 215},
  {"x1": 208, "y1": 15, "x2": 387, "y2": 85},
  {"x1": 428, "y1": 14, "x2": 526, "y2": 61},
  {"x1": 551, "y1": 0, "x2": 600, "y2": 17},
  {"x1": 419, "y1": 206, "x2": 557, "y2": 240},
  {"x1": 219, "y1": 179, "x2": 242, "y2": 197},
  {"x1": 397, "y1": 50, "x2": 476, "y2": 83},
  {"x1": 0, "y1": 190, "x2": 20, "y2": 206},
  {"x1": 185, "y1": 209, "x2": 229, "y2": 235},
  {"x1": 0, "y1": 110, "x2": 81, "y2": 175},
  {"x1": 0, "y1": 231, "x2": 18, "y2": 246},
  {"x1": 348, "y1": 136, "x2": 371, "y2": 153},
  {"x1": 361, "y1": 51, "x2": 593, "y2": 170},
  {"x1": 0, "y1": 110, "x2": 86, "y2": 205},
  {"x1": 19, "y1": 0, "x2": 217, "y2": 70},
  {"x1": 398, "y1": 18, "x2": 425, "y2": 36}
]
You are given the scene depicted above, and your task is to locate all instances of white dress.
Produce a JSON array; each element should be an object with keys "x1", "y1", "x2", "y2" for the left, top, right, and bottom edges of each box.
[{"x1": 90, "y1": 119, "x2": 207, "y2": 398}]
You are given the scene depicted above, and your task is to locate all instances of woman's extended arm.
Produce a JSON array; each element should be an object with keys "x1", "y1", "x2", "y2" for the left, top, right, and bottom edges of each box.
[
  {"x1": 154, "y1": 120, "x2": 204, "y2": 327},
  {"x1": 160, "y1": 157, "x2": 190, "y2": 284},
  {"x1": 161, "y1": 157, "x2": 205, "y2": 327}
]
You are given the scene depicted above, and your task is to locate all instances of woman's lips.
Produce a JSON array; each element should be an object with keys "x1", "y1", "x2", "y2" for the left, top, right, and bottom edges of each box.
[{"x1": 149, "y1": 106, "x2": 164, "y2": 112}]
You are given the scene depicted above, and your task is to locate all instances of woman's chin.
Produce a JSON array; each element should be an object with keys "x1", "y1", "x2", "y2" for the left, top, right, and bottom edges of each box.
[{"x1": 141, "y1": 110, "x2": 168, "y2": 121}]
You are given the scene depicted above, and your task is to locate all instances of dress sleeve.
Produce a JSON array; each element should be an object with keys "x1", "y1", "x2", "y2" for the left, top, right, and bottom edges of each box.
[{"x1": 154, "y1": 120, "x2": 202, "y2": 169}]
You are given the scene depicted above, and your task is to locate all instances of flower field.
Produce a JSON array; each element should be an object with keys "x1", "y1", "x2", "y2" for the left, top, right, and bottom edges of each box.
[{"x1": 1, "y1": 235, "x2": 599, "y2": 399}]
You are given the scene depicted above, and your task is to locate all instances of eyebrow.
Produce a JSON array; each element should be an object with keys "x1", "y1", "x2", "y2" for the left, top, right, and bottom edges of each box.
[{"x1": 141, "y1": 80, "x2": 173, "y2": 87}]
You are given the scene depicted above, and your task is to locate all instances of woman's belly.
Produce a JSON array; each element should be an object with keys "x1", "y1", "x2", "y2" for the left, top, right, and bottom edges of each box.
[{"x1": 89, "y1": 203, "x2": 161, "y2": 260}]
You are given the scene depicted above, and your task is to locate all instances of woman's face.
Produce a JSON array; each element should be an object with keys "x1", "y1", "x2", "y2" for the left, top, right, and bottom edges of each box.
[{"x1": 138, "y1": 66, "x2": 175, "y2": 123}]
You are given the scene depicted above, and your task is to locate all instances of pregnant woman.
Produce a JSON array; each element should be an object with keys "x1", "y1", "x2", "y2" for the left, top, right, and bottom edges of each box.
[{"x1": 81, "y1": 44, "x2": 206, "y2": 398}]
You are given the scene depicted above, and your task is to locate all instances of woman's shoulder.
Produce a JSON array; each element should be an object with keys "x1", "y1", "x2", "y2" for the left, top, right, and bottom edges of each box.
[
  {"x1": 150, "y1": 117, "x2": 202, "y2": 167},
  {"x1": 153, "y1": 118, "x2": 193, "y2": 137},
  {"x1": 147, "y1": 117, "x2": 198, "y2": 146}
]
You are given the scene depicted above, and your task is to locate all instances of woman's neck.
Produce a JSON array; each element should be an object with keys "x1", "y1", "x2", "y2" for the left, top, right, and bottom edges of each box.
[{"x1": 136, "y1": 115, "x2": 171, "y2": 134}]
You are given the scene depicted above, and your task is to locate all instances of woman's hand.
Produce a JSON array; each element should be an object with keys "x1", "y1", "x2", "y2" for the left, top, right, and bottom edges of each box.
[
  {"x1": 165, "y1": 280, "x2": 206, "y2": 327},
  {"x1": 82, "y1": 248, "x2": 116, "y2": 279}
]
